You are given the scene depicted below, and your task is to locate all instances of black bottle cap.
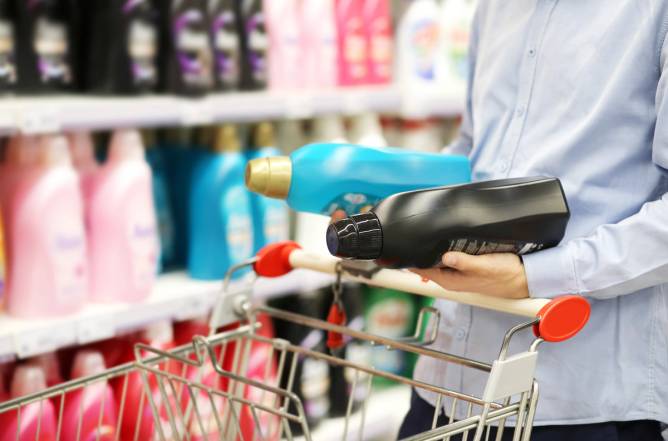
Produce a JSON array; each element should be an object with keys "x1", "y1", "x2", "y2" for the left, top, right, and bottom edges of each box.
[{"x1": 326, "y1": 212, "x2": 382, "y2": 260}]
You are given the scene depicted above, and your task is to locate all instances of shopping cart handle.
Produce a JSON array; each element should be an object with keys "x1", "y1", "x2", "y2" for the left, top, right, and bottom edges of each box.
[{"x1": 253, "y1": 241, "x2": 590, "y2": 343}]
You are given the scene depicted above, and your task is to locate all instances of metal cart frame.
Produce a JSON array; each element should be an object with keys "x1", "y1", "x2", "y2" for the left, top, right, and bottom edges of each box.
[{"x1": 0, "y1": 241, "x2": 590, "y2": 441}]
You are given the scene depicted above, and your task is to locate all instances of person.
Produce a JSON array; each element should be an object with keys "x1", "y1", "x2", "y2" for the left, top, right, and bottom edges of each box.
[{"x1": 364, "y1": 1, "x2": 668, "y2": 440}]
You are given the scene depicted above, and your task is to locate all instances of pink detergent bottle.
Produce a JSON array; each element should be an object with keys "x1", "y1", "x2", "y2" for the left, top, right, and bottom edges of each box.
[
  {"x1": 0, "y1": 365, "x2": 57, "y2": 441},
  {"x1": 88, "y1": 129, "x2": 159, "y2": 303},
  {"x1": 6, "y1": 135, "x2": 87, "y2": 318},
  {"x1": 335, "y1": 0, "x2": 368, "y2": 86},
  {"x1": 68, "y1": 131, "x2": 99, "y2": 208},
  {"x1": 363, "y1": 0, "x2": 393, "y2": 84},
  {"x1": 0, "y1": 136, "x2": 40, "y2": 285},
  {"x1": 61, "y1": 351, "x2": 118, "y2": 441},
  {"x1": 265, "y1": 0, "x2": 303, "y2": 90},
  {"x1": 116, "y1": 320, "x2": 180, "y2": 441},
  {"x1": 301, "y1": 0, "x2": 338, "y2": 88}
]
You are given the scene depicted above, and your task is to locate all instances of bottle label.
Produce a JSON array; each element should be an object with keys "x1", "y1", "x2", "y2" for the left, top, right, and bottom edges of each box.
[
  {"x1": 33, "y1": 17, "x2": 72, "y2": 84},
  {"x1": 446, "y1": 239, "x2": 544, "y2": 256},
  {"x1": 410, "y1": 19, "x2": 440, "y2": 80},
  {"x1": 324, "y1": 193, "x2": 381, "y2": 215},
  {"x1": 223, "y1": 187, "x2": 253, "y2": 264},
  {"x1": 343, "y1": 17, "x2": 367, "y2": 80},
  {"x1": 301, "y1": 357, "x2": 331, "y2": 420},
  {"x1": 443, "y1": 19, "x2": 471, "y2": 80},
  {"x1": 369, "y1": 16, "x2": 393, "y2": 80},
  {"x1": 49, "y1": 207, "x2": 87, "y2": 304},
  {"x1": 212, "y1": 9, "x2": 240, "y2": 87},
  {"x1": 0, "y1": 19, "x2": 16, "y2": 86},
  {"x1": 366, "y1": 297, "x2": 413, "y2": 375},
  {"x1": 173, "y1": 9, "x2": 213, "y2": 88},
  {"x1": 344, "y1": 341, "x2": 372, "y2": 401},
  {"x1": 245, "y1": 11, "x2": 268, "y2": 83},
  {"x1": 263, "y1": 202, "x2": 289, "y2": 244},
  {"x1": 127, "y1": 193, "x2": 159, "y2": 292},
  {"x1": 127, "y1": 17, "x2": 158, "y2": 86}
]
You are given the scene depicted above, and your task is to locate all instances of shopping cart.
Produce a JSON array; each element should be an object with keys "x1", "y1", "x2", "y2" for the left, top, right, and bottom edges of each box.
[{"x1": 0, "y1": 241, "x2": 590, "y2": 441}]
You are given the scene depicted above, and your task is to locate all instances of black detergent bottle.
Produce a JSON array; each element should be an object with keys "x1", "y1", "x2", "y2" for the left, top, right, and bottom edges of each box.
[
  {"x1": 208, "y1": 0, "x2": 240, "y2": 91},
  {"x1": 81, "y1": 0, "x2": 158, "y2": 94},
  {"x1": 235, "y1": 0, "x2": 267, "y2": 90},
  {"x1": 327, "y1": 177, "x2": 570, "y2": 269},
  {"x1": 0, "y1": 0, "x2": 16, "y2": 93},
  {"x1": 158, "y1": 0, "x2": 214, "y2": 95},
  {"x1": 15, "y1": 0, "x2": 75, "y2": 92}
]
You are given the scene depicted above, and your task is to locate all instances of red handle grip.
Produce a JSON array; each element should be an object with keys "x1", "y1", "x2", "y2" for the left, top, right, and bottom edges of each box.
[{"x1": 253, "y1": 241, "x2": 302, "y2": 278}]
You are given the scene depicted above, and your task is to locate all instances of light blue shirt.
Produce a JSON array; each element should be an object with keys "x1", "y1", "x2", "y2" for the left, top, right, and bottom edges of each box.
[{"x1": 415, "y1": 0, "x2": 668, "y2": 425}]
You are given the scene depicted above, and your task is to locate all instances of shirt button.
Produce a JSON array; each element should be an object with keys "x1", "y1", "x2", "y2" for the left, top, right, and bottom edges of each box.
[
  {"x1": 516, "y1": 107, "x2": 525, "y2": 117},
  {"x1": 455, "y1": 328, "x2": 467, "y2": 340},
  {"x1": 528, "y1": 49, "x2": 536, "y2": 57}
]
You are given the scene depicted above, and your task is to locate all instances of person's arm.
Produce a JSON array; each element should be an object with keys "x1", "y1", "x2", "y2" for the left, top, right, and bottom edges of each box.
[
  {"x1": 441, "y1": 9, "x2": 479, "y2": 157},
  {"x1": 415, "y1": 29, "x2": 668, "y2": 301},
  {"x1": 521, "y1": 34, "x2": 668, "y2": 300}
]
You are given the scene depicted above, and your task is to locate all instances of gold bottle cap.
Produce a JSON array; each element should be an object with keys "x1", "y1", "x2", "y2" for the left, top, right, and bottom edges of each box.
[
  {"x1": 213, "y1": 124, "x2": 241, "y2": 153},
  {"x1": 245, "y1": 156, "x2": 292, "y2": 199},
  {"x1": 253, "y1": 122, "x2": 276, "y2": 148}
]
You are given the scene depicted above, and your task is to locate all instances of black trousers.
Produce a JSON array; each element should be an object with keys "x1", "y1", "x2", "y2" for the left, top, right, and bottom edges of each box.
[{"x1": 398, "y1": 390, "x2": 663, "y2": 441}]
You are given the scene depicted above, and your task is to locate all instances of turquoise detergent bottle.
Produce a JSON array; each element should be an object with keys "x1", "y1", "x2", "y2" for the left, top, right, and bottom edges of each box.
[
  {"x1": 161, "y1": 128, "x2": 197, "y2": 267},
  {"x1": 245, "y1": 143, "x2": 471, "y2": 215},
  {"x1": 247, "y1": 123, "x2": 290, "y2": 253},
  {"x1": 143, "y1": 129, "x2": 176, "y2": 271},
  {"x1": 188, "y1": 125, "x2": 254, "y2": 280}
]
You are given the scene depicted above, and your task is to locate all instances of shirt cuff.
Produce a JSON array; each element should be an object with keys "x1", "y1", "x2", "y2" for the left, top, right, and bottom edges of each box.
[{"x1": 522, "y1": 243, "x2": 579, "y2": 299}]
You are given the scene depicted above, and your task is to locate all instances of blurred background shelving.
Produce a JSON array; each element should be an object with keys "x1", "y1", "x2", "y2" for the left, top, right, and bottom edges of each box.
[{"x1": 0, "y1": 86, "x2": 464, "y2": 135}]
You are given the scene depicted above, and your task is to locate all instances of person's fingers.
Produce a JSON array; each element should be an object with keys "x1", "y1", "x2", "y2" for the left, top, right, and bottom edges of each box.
[
  {"x1": 410, "y1": 268, "x2": 470, "y2": 292},
  {"x1": 330, "y1": 209, "x2": 347, "y2": 223},
  {"x1": 442, "y1": 252, "x2": 484, "y2": 273}
]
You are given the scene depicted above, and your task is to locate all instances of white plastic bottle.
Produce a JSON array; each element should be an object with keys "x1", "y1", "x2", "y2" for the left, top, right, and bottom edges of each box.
[
  {"x1": 311, "y1": 115, "x2": 347, "y2": 143},
  {"x1": 395, "y1": 0, "x2": 442, "y2": 89},
  {"x1": 348, "y1": 113, "x2": 388, "y2": 147},
  {"x1": 438, "y1": 0, "x2": 476, "y2": 89}
]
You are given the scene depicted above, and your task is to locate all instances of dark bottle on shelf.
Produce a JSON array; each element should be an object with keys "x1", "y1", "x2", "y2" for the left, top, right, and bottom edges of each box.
[
  {"x1": 157, "y1": 0, "x2": 214, "y2": 96},
  {"x1": 208, "y1": 0, "x2": 240, "y2": 91},
  {"x1": 235, "y1": 0, "x2": 267, "y2": 90},
  {"x1": 327, "y1": 177, "x2": 570, "y2": 269},
  {"x1": 15, "y1": 0, "x2": 76, "y2": 93},
  {"x1": 0, "y1": 0, "x2": 16, "y2": 93},
  {"x1": 80, "y1": 0, "x2": 159, "y2": 94},
  {"x1": 268, "y1": 290, "x2": 331, "y2": 435}
]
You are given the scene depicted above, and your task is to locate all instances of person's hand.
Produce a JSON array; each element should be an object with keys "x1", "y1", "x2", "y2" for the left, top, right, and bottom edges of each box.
[{"x1": 411, "y1": 252, "x2": 530, "y2": 299}]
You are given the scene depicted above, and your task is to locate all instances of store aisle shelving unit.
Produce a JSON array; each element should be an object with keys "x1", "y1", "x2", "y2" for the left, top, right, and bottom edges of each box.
[
  {"x1": 0, "y1": 86, "x2": 464, "y2": 135},
  {"x1": 0, "y1": 269, "x2": 333, "y2": 362}
]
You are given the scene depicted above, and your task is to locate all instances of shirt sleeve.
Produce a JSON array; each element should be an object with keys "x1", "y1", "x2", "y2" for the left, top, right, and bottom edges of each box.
[
  {"x1": 441, "y1": 9, "x2": 479, "y2": 156},
  {"x1": 522, "y1": 35, "x2": 668, "y2": 300}
]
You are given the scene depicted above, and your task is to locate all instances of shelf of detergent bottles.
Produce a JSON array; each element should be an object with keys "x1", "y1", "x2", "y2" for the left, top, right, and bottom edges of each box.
[
  {"x1": 0, "y1": 269, "x2": 333, "y2": 361},
  {"x1": 0, "y1": 87, "x2": 465, "y2": 135}
]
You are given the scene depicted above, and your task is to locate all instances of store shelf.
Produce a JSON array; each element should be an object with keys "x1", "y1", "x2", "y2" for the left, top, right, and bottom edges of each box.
[
  {"x1": 297, "y1": 385, "x2": 412, "y2": 441},
  {"x1": 0, "y1": 86, "x2": 465, "y2": 135},
  {"x1": 0, "y1": 269, "x2": 333, "y2": 362}
]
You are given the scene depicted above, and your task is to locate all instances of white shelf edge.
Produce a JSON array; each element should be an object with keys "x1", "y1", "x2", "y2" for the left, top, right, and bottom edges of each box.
[
  {"x1": 0, "y1": 269, "x2": 333, "y2": 361},
  {"x1": 0, "y1": 86, "x2": 464, "y2": 135}
]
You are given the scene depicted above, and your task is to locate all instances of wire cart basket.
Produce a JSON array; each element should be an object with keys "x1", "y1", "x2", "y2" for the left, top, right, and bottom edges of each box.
[{"x1": 0, "y1": 241, "x2": 590, "y2": 441}]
